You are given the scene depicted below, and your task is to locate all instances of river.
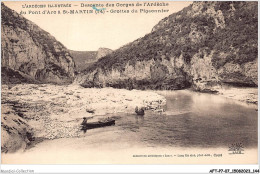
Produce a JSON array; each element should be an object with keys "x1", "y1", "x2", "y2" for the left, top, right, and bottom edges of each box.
[
  {"x1": 2, "y1": 89, "x2": 258, "y2": 164},
  {"x1": 117, "y1": 90, "x2": 257, "y2": 148}
]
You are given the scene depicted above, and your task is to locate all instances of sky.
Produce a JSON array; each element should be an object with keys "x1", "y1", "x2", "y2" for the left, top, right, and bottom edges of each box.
[{"x1": 4, "y1": 1, "x2": 192, "y2": 51}]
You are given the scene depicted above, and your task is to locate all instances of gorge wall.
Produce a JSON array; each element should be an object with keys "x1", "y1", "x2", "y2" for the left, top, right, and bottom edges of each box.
[
  {"x1": 75, "y1": 1, "x2": 258, "y2": 91},
  {"x1": 70, "y1": 47, "x2": 113, "y2": 73},
  {"x1": 1, "y1": 3, "x2": 76, "y2": 84}
]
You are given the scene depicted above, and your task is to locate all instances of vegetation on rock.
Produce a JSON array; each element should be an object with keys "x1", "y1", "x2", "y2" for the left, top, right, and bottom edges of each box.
[
  {"x1": 77, "y1": 2, "x2": 257, "y2": 90},
  {"x1": 1, "y1": 3, "x2": 75, "y2": 84}
]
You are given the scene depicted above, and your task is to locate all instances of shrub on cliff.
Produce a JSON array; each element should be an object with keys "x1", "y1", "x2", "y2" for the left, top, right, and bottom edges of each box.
[{"x1": 79, "y1": 2, "x2": 257, "y2": 89}]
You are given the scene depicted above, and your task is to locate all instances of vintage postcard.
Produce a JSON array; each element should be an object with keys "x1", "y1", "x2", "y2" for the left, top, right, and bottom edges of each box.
[{"x1": 1, "y1": 1, "x2": 258, "y2": 166}]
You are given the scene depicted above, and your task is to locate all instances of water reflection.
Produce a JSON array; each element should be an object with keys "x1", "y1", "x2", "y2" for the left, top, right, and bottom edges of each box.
[{"x1": 135, "y1": 115, "x2": 144, "y2": 124}]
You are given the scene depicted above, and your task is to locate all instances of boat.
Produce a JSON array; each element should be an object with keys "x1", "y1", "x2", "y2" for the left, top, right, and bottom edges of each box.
[
  {"x1": 81, "y1": 118, "x2": 115, "y2": 130},
  {"x1": 135, "y1": 106, "x2": 145, "y2": 115}
]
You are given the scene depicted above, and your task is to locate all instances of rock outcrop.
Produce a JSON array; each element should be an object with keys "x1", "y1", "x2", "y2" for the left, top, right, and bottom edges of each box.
[
  {"x1": 1, "y1": 3, "x2": 75, "y2": 84},
  {"x1": 1, "y1": 104, "x2": 34, "y2": 153},
  {"x1": 96, "y1": 47, "x2": 113, "y2": 59},
  {"x1": 70, "y1": 47, "x2": 112, "y2": 72},
  {"x1": 75, "y1": 2, "x2": 257, "y2": 91}
]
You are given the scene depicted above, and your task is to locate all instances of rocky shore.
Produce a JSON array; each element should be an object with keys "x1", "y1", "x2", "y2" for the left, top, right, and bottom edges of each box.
[
  {"x1": 1, "y1": 84, "x2": 166, "y2": 153},
  {"x1": 207, "y1": 85, "x2": 258, "y2": 106}
]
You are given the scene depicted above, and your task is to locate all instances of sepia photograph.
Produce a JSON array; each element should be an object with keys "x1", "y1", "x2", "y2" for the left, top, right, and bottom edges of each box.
[{"x1": 1, "y1": 0, "x2": 258, "y2": 167}]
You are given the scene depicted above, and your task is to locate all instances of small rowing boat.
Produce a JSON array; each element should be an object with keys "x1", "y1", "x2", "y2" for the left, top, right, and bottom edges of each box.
[{"x1": 81, "y1": 117, "x2": 115, "y2": 131}]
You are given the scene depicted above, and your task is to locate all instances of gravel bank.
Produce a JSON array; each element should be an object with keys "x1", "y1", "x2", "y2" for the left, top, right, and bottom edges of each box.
[{"x1": 1, "y1": 84, "x2": 166, "y2": 152}]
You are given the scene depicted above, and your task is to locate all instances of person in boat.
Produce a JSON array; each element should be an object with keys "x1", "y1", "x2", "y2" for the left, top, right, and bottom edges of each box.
[
  {"x1": 81, "y1": 117, "x2": 88, "y2": 125},
  {"x1": 135, "y1": 106, "x2": 145, "y2": 115},
  {"x1": 135, "y1": 106, "x2": 138, "y2": 112},
  {"x1": 81, "y1": 117, "x2": 88, "y2": 133}
]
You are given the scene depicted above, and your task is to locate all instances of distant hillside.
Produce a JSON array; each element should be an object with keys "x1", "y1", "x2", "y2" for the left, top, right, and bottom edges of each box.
[
  {"x1": 70, "y1": 48, "x2": 112, "y2": 72},
  {"x1": 69, "y1": 51, "x2": 97, "y2": 72},
  {"x1": 75, "y1": 1, "x2": 257, "y2": 91},
  {"x1": 1, "y1": 3, "x2": 76, "y2": 84}
]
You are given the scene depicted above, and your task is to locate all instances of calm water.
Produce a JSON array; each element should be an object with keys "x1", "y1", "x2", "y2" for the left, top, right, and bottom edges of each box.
[
  {"x1": 3, "y1": 89, "x2": 258, "y2": 164},
  {"x1": 109, "y1": 90, "x2": 258, "y2": 148}
]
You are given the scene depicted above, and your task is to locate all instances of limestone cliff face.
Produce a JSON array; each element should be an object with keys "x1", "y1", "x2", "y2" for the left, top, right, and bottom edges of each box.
[
  {"x1": 75, "y1": 58, "x2": 191, "y2": 90},
  {"x1": 1, "y1": 3, "x2": 75, "y2": 84},
  {"x1": 75, "y1": 1, "x2": 257, "y2": 90}
]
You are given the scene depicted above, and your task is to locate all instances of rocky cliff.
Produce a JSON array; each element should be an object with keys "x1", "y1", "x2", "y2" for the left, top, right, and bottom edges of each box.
[
  {"x1": 1, "y1": 3, "x2": 75, "y2": 84},
  {"x1": 75, "y1": 2, "x2": 257, "y2": 91},
  {"x1": 96, "y1": 47, "x2": 113, "y2": 59},
  {"x1": 70, "y1": 47, "x2": 112, "y2": 72}
]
